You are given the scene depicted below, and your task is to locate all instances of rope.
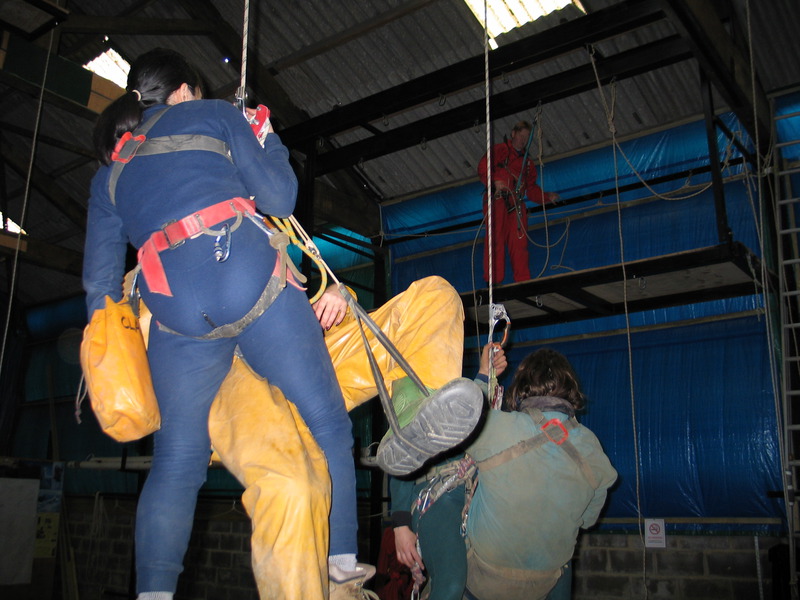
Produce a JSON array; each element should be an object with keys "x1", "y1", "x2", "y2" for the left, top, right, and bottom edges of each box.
[
  {"x1": 532, "y1": 104, "x2": 553, "y2": 279},
  {"x1": 236, "y1": 0, "x2": 251, "y2": 113},
  {"x1": 264, "y1": 214, "x2": 328, "y2": 303},
  {"x1": 480, "y1": 0, "x2": 506, "y2": 402},
  {"x1": 483, "y1": 0, "x2": 493, "y2": 317},
  {"x1": 587, "y1": 42, "x2": 647, "y2": 598},
  {"x1": 0, "y1": 30, "x2": 54, "y2": 385},
  {"x1": 586, "y1": 47, "x2": 730, "y2": 202},
  {"x1": 743, "y1": 0, "x2": 796, "y2": 596}
]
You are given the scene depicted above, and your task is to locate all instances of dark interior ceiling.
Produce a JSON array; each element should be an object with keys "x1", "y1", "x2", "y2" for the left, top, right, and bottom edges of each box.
[{"x1": 0, "y1": 0, "x2": 798, "y2": 311}]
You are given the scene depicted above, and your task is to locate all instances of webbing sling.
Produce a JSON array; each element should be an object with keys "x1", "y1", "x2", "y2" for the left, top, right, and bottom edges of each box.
[
  {"x1": 108, "y1": 107, "x2": 232, "y2": 205},
  {"x1": 344, "y1": 286, "x2": 430, "y2": 449}
]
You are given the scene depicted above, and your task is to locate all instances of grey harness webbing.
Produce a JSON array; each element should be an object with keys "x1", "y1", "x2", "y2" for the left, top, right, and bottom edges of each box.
[
  {"x1": 108, "y1": 107, "x2": 232, "y2": 205},
  {"x1": 157, "y1": 272, "x2": 284, "y2": 340},
  {"x1": 475, "y1": 406, "x2": 598, "y2": 488},
  {"x1": 112, "y1": 107, "x2": 284, "y2": 340}
]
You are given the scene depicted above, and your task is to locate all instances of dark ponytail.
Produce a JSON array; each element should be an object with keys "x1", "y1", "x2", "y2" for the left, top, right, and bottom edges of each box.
[{"x1": 93, "y1": 48, "x2": 202, "y2": 165}]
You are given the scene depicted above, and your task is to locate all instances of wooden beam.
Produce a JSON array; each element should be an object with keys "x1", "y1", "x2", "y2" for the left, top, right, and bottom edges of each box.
[
  {"x1": 0, "y1": 230, "x2": 82, "y2": 276},
  {"x1": 314, "y1": 180, "x2": 381, "y2": 238},
  {"x1": 0, "y1": 122, "x2": 95, "y2": 158},
  {"x1": 314, "y1": 36, "x2": 692, "y2": 174},
  {"x1": 266, "y1": 0, "x2": 438, "y2": 73}
]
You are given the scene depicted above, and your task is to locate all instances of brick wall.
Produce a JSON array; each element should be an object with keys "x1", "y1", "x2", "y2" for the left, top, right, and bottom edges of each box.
[
  {"x1": 573, "y1": 532, "x2": 785, "y2": 600},
  {"x1": 66, "y1": 495, "x2": 258, "y2": 600},
  {"x1": 64, "y1": 496, "x2": 787, "y2": 600}
]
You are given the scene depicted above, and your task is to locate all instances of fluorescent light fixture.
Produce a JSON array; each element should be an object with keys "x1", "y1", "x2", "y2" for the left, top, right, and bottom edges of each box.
[
  {"x1": 463, "y1": 0, "x2": 584, "y2": 48},
  {"x1": 83, "y1": 47, "x2": 130, "y2": 89},
  {"x1": 2, "y1": 214, "x2": 25, "y2": 235}
]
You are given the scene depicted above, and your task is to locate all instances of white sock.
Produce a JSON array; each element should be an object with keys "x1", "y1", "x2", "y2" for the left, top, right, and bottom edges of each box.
[
  {"x1": 137, "y1": 593, "x2": 173, "y2": 600},
  {"x1": 329, "y1": 553, "x2": 358, "y2": 573}
]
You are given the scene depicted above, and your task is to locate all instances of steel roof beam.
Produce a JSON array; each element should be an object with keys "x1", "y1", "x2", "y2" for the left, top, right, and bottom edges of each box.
[
  {"x1": 281, "y1": 0, "x2": 667, "y2": 148},
  {"x1": 659, "y1": 0, "x2": 771, "y2": 154},
  {"x1": 315, "y1": 36, "x2": 692, "y2": 175}
]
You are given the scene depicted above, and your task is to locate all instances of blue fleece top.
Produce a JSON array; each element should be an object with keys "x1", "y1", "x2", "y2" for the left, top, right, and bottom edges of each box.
[{"x1": 83, "y1": 99, "x2": 297, "y2": 317}]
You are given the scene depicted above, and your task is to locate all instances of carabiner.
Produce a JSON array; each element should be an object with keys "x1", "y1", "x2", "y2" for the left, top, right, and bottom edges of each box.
[
  {"x1": 213, "y1": 223, "x2": 231, "y2": 262},
  {"x1": 489, "y1": 303, "x2": 511, "y2": 347}
]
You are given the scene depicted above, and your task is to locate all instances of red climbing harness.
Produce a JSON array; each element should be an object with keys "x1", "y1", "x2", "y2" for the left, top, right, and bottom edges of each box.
[{"x1": 138, "y1": 196, "x2": 256, "y2": 296}]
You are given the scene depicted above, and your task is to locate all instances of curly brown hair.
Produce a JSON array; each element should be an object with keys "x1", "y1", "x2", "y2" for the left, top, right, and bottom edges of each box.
[{"x1": 505, "y1": 348, "x2": 586, "y2": 412}]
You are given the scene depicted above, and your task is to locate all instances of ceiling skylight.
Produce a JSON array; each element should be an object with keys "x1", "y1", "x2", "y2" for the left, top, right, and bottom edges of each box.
[
  {"x1": 83, "y1": 45, "x2": 130, "y2": 89},
  {"x1": 463, "y1": 0, "x2": 584, "y2": 49}
]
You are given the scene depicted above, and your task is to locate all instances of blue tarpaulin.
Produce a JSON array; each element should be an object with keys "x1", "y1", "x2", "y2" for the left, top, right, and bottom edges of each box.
[{"x1": 386, "y1": 108, "x2": 787, "y2": 532}]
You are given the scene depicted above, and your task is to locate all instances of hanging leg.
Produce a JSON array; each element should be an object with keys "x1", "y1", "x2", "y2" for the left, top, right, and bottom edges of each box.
[
  {"x1": 325, "y1": 276, "x2": 482, "y2": 475},
  {"x1": 507, "y1": 201, "x2": 531, "y2": 282},
  {"x1": 205, "y1": 276, "x2": 478, "y2": 597},
  {"x1": 209, "y1": 356, "x2": 331, "y2": 600}
]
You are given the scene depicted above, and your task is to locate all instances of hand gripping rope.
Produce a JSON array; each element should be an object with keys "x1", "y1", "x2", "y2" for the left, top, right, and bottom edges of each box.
[{"x1": 487, "y1": 303, "x2": 510, "y2": 410}]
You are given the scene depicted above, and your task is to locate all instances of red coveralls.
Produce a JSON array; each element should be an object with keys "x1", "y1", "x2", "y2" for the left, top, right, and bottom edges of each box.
[{"x1": 478, "y1": 140, "x2": 548, "y2": 284}]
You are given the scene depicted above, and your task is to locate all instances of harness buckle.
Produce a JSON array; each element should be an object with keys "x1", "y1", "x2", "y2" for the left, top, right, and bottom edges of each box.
[
  {"x1": 542, "y1": 418, "x2": 569, "y2": 445},
  {"x1": 161, "y1": 220, "x2": 185, "y2": 249}
]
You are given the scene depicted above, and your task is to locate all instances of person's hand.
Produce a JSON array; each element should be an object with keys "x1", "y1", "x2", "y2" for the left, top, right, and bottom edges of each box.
[
  {"x1": 479, "y1": 343, "x2": 507, "y2": 377},
  {"x1": 546, "y1": 191, "x2": 561, "y2": 204},
  {"x1": 393, "y1": 526, "x2": 425, "y2": 570},
  {"x1": 244, "y1": 106, "x2": 274, "y2": 135},
  {"x1": 491, "y1": 179, "x2": 512, "y2": 198},
  {"x1": 312, "y1": 284, "x2": 347, "y2": 330}
]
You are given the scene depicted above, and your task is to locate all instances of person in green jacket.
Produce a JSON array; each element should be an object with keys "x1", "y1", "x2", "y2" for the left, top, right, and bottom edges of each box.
[
  {"x1": 391, "y1": 347, "x2": 617, "y2": 600},
  {"x1": 464, "y1": 348, "x2": 618, "y2": 600}
]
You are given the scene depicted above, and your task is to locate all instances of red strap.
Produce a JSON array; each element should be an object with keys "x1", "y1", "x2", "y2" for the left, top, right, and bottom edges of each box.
[
  {"x1": 138, "y1": 197, "x2": 256, "y2": 296},
  {"x1": 137, "y1": 238, "x2": 172, "y2": 296}
]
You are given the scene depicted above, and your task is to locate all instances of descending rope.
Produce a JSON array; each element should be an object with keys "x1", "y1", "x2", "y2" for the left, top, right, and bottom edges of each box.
[
  {"x1": 0, "y1": 30, "x2": 55, "y2": 385},
  {"x1": 742, "y1": 1, "x2": 793, "y2": 597},
  {"x1": 483, "y1": 0, "x2": 493, "y2": 317},
  {"x1": 532, "y1": 105, "x2": 554, "y2": 279},
  {"x1": 479, "y1": 0, "x2": 510, "y2": 404},
  {"x1": 235, "y1": 0, "x2": 251, "y2": 113},
  {"x1": 586, "y1": 43, "x2": 647, "y2": 596}
]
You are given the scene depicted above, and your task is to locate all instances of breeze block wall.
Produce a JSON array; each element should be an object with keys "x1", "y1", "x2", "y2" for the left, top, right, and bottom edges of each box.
[
  {"x1": 64, "y1": 496, "x2": 786, "y2": 600},
  {"x1": 573, "y1": 531, "x2": 784, "y2": 600}
]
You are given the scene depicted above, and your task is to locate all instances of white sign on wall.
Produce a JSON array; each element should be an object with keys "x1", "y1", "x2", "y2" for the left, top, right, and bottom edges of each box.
[{"x1": 644, "y1": 518, "x2": 667, "y2": 548}]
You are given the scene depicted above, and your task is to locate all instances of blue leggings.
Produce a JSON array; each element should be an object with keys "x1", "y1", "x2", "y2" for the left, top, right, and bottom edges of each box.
[{"x1": 135, "y1": 284, "x2": 356, "y2": 592}]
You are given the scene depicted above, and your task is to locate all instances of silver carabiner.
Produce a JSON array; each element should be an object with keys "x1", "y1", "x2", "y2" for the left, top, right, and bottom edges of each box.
[{"x1": 213, "y1": 223, "x2": 231, "y2": 262}]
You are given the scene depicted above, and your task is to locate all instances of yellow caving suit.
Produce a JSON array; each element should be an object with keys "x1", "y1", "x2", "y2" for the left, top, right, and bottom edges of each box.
[{"x1": 142, "y1": 275, "x2": 465, "y2": 599}]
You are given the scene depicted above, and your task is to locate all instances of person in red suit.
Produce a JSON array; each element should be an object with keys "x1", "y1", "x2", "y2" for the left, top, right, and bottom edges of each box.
[{"x1": 478, "y1": 121, "x2": 559, "y2": 284}]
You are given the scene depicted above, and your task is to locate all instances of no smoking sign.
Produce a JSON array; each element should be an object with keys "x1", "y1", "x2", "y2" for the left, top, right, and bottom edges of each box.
[{"x1": 645, "y1": 518, "x2": 666, "y2": 547}]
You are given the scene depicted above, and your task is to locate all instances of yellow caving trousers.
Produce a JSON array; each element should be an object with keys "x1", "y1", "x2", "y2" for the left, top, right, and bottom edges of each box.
[{"x1": 207, "y1": 275, "x2": 466, "y2": 600}]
